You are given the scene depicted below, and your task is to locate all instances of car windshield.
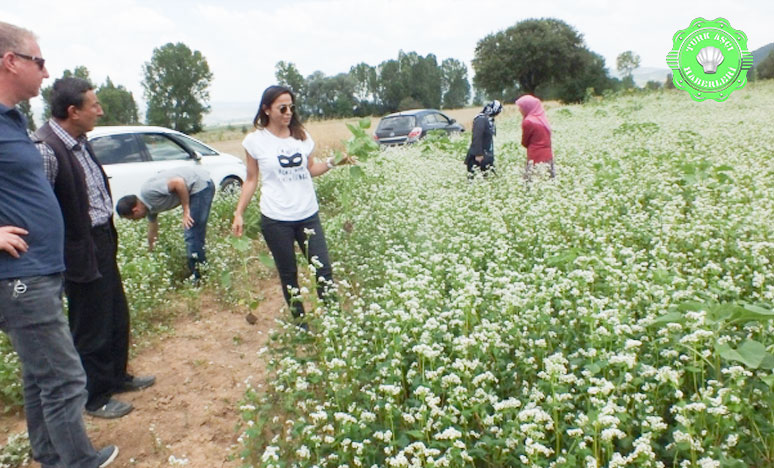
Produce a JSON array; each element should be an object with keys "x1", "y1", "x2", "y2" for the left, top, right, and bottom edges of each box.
[{"x1": 378, "y1": 115, "x2": 416, "y2": 132}]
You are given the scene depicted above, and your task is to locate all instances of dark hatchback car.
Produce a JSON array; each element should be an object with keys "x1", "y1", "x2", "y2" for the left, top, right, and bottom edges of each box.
[{"x1": 373, "y1": 109, "x2": 464, "y2": 146}]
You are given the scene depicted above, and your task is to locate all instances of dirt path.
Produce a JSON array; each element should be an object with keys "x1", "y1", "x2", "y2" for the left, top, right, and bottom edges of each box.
[{"x1": 1, "y1": 277, "x2": 284, "y2": 468}]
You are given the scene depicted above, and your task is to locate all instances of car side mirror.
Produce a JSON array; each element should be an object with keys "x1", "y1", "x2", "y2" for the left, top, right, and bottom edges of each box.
[
  {"x1": 449, "y1": 119, "x2": 456, "y2": 124},
  {"x1": 192, "y1": 151, "x2": 202, "y2": 162}
]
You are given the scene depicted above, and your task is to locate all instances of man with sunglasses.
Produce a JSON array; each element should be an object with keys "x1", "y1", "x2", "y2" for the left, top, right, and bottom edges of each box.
[
  {"x1": 34, "y1": 77, "x2": 155, "y2": 420},
  {"x1": 0, "y1": 21, "x2": 118, "y2": 467},
  {"x1": 115, "y1": 166, "x2": 215, "y2": 283}
]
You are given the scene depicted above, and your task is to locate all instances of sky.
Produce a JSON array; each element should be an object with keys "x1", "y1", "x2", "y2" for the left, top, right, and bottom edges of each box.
[{"x1": 3, "y1": 0, "x2": 773, "y2": 124}]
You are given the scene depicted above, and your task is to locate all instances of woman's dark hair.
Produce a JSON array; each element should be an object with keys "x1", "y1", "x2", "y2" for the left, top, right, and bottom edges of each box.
[
  {"x1": 50, "y1": 77, "x2": 93, "y2": 119},
  {"x1": 253, "y1": 85, "x2": 306, "y2": 141}
]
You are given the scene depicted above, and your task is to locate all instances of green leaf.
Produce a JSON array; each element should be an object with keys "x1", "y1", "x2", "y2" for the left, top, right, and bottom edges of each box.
[
  {"x1": 717, "y1": 340, "x2": 767, "y2": 369},
  {"x1": 229, "y1": 235, "x2": 252, "y2": 252},
  {"x1": 650, "y1": 311, "x2": 684, "y2": 326},
  {"x1": 333, "y1": 149, "x2": 345, "y2": 165},
  {"x1": 346, "y1": 122, "x2": 366, "y2": 138},
  {"x1": 350, "y1": 165, "x2": 365, "y2": 180},
  {"x1": 358, "y1": 118, "x2": 371, "y2": 129},
  {"x1": 220, "y1": 271, "x2": 232, "y2": 288},
  {"x1": 258, "y1": 253, "x2": 276, "y2": 268},
  {"x1": 406, "y1": 430, "x2": 425, "y2": 439},
  {"x1": 761, "y1": 375, "x2": 774, "y2": 387}
]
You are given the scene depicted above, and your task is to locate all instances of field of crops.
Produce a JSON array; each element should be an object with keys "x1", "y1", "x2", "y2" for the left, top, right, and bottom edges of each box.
[
  {"x1": 2, "y1": 82, "x2": 774, "y2": 467},
  {"x1": 239, "y1": 83, "x2": 774, "y2": 467}
]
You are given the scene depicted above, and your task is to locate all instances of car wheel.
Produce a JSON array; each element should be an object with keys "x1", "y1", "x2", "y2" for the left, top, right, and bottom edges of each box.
[{"x1": 219, "y1": 177, "x2": 242, "y2": 195}]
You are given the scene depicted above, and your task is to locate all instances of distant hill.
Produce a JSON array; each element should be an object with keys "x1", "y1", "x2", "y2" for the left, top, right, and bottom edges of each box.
[{"x1": 752, "y1": 43, "x2": 774, "y2": 66}]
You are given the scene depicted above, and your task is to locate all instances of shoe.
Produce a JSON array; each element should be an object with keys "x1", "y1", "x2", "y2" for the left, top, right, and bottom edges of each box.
[
  {"x1": 86, "y1": 399, "x2": 133, "y2": 419},
  {"x1": 96, "y1": 445, "x2": 119, "y2": 467},
  {"x1": 115, "y1": 374, "x2": 156, "y2": 393}
]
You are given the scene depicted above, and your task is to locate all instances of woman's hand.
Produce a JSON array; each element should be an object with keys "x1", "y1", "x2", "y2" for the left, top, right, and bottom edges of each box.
[{"x1": 232, "y1": 213, "x2": 244, "y2": 237}]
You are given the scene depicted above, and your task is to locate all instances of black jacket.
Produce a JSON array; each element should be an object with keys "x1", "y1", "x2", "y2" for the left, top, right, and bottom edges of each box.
[
  {"x1": 33, "y1": 122, "x2": 116, "y2": 283},
  {"x1": 466, "y1": 114, "x2": 494, "y2": 163}
]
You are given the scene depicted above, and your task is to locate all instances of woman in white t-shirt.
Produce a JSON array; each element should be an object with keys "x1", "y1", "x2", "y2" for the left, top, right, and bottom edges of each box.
[{"x1": 232, "y1": 85, "x2": 350, "y2": 321}]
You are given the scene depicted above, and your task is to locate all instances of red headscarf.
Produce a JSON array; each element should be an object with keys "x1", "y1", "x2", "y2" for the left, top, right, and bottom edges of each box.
[{"x1": 515, "y1": 95, "x2": 551, "y2": 134}]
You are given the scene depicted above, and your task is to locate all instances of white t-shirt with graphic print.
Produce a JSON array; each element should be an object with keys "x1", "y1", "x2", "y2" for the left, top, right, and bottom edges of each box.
[{"x1": 242, "y1": 128, "x2": 318, "y2": 221}]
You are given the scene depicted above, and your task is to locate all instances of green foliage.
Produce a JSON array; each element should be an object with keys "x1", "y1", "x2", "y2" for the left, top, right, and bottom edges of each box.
[
  {"x1": 0, "y1": 432, "x2": 30, "y2": 467},
  {"x1": 238, "y1": 82, "x2": 774, "y2": 467},
  {"x1": 757, "y1": 50, "x2": 774, "y2": 80},
  {"x1": 616, "y1": 50, "x2": 641, "y2": 79},
  {"x1": 0, "y1": 334, "x2": 22, "y2": 411},
  {"x1": 305, "y1": 72, "x2": 359, "y2": 119},
  {"x1": 41, "y1": 66, "x2": 92, "y2": 120},
  {"x1": 440, "y1": 58, "x2": 470, "y2": 109},
  {"x1": 17, "y1": 99, "x2": 35, "y2": 131},
  {"x1": 96, "y1": 77, "x2": 139, "y2": 125},
  {"x1": 142, "y1": 42, "x2": 213, "y2": 134},
  {"x1": 275, "y1": 61, "x2": 307, "y2": 101},
  {"x1": 472, "y1": 18, "x2": 615, "y2": 102}
]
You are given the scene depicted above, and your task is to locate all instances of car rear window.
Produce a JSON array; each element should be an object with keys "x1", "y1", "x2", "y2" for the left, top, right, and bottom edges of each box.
[
  {"x1": 90, "y1": 134, "x2": 143, "y2": 165},
  {"x1": 378, "y1": 116, "x2": 416, "y2": 132}
]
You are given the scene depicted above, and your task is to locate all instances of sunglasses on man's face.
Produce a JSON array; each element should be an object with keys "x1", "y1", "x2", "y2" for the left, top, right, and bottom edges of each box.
[
  {"x1": 278, "y1": 104, "x2": 296, "y2": 115},
  {"x1": 13, "y1": 51, "x2": 46, "y2": 71}
]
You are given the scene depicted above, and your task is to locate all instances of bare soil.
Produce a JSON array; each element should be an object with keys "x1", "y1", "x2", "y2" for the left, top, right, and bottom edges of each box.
[{"x1": 1, "y1": 277, "x2": 284, "y2": 468}]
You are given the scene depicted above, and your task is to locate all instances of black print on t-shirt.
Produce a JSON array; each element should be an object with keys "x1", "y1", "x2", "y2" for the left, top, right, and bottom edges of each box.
[{"x1": 278, "y1": 153, "x2": 303, "y2": 168}]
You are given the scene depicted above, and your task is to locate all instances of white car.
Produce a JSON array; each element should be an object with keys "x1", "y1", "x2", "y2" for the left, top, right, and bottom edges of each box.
[{"x1": 87, "y1": 126, "x2": 246, "y2": 205}]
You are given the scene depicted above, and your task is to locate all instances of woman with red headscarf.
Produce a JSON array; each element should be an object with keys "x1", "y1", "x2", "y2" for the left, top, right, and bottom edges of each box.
[{"x1": 515, "y1": 95, "x2": 555, "y2": 179}]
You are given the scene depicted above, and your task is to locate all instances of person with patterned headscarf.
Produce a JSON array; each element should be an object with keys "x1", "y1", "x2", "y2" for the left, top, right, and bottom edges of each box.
[
  {"x1": 515, "y1": 95, "x2": 555, "y2": 179},
  {"x1": 464, "y1": 100, "x2": 502, "y2": 178}
]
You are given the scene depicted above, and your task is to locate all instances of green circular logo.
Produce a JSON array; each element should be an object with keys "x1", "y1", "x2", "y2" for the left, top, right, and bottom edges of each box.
[{"x1": 666, "y1": 18, "x2": 754, "y2": 102}]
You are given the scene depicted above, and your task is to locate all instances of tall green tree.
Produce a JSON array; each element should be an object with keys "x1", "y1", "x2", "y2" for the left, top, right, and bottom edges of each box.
[
  {"x1": 349, "y1": 62, "x2": 378, "y2": 114},
  {"x1": 96, "y1": 77, "x2": 139, "y2": 125},
  {"x1": 275, "y1": 61, "x2": 307, "y2": 100},
  {"x1": 18, "y1": 100, "x2": 36, "y2": 131},
  {"x1": 305, "y1": 72, "x2": 357, "y2": 118},
  {"x1": 376, "y1": 59, "x2": 404, "y2": 112},
  {"x1": 41, "y1": 66, "x2": 92, "y2": 120},
  {"x1": 617, "y1": 50, "x2": 641, "y2": 88},
  {"x1": 757, "y1": 50, "x2": 774, "y2": 80},
  {"x1": 472, "y1": 18, "x2": 607, "y2": 100},
  {"x1": 440, "y1": 58, "x2": 470, "y2": 108},
  {"x1": 142, "y1": 42, "x2": 213, "y2": 134}
]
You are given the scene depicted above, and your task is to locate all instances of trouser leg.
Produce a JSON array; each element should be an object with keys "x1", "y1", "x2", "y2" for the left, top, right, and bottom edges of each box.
[
  {"x1": 0, "y1": 274, "x2": 99, "y2": 468},
  {"x1": 261, "y1": 215, "x2": 304, "y2": 317},
  {"x1": 184, "y1": 182, "x2": 215, "y2": 279},
  {"x1": 66, "y1": 224, "x2": 130, "y2": 408}
]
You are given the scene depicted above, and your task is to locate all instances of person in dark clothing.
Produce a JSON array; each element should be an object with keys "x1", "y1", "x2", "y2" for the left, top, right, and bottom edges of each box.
[
  {"x1": 0, "y1": 20, "x2": 119, "y2": 467},
  {"x1": 34, "y1": 77, "x2": 155, "y2": 420},
  {"x1": 465, "y1": 100, "x2": 502, "y2": 178}
]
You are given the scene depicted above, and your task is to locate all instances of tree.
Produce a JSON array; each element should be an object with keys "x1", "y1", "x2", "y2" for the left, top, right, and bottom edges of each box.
[
  {"x1": 473, "y1": 18, "x2": 584, "y2": 98},
  {"x1": 275, "y1": 61, "x2": 307, "y2": 100},
  {"x1": 757, "y1": 50, "x2": 774, "y2": 80},
  {"x1": 41, "y1": 66, "x2": 92, "y2": 120},
  {"x1": 617, "y1": 50, "x2": 641, "y2": 88},
  {"x1": 440, "y1": 58, "x2": 470, "y2": 108},
  {"x1": 645, "y1": 80, "x2": 662, "y2": 91},
  {"x1": 96, "y1": 77, "x2": 139, "y2": 125},
  {"x1": 556, "y1": 49, "x2": 614, "y2": 102},
  {"x1": 142, "y1": 42, "x2": 213, "y2": 134},
  {"x1": 18, "y1": 100, "x2": 36, "y2": 131},
  {"x1": 472, "y1": 18, "x2": 605, "y2": 100},
  {"x1": 665, "y1": 73, "x2": 676, "y2": 89},
  {"x1": 376, "y1": 59, "x2": 405, "y2": 112},
  {"x1": 304, "y1": 72, "x2": 357, "y2": 119}
]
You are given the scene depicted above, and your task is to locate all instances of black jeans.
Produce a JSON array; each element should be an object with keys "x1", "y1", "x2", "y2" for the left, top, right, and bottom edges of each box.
[
  {"x1": 65, "y1": 223, "x2": 130, "y2": 410},
  {"x1": 261, "y1": 213, "x2": 333, "y2": 318}
]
